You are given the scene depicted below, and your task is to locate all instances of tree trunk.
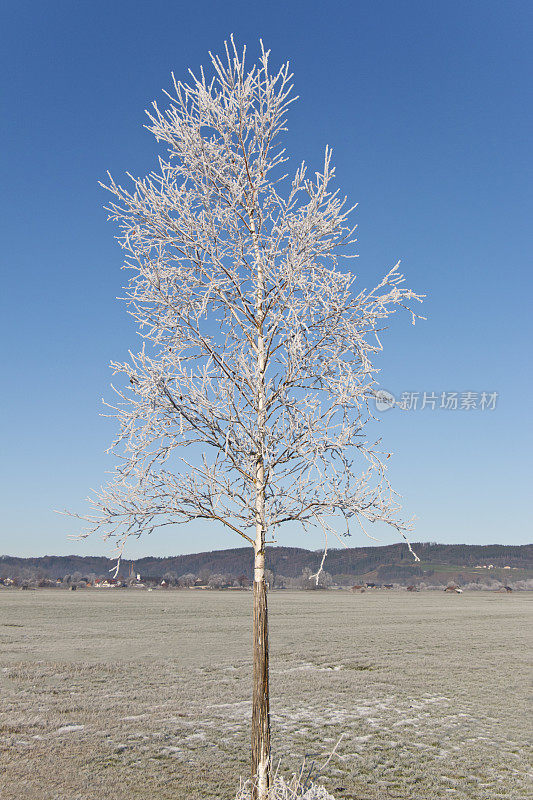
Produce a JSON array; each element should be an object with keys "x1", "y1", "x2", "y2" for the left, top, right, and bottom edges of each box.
[
  {"x1": 252, "y1": 547, "x2": 270, "y2": 800},
  {"x1": 249, "y1": 179, "x2": 270, "y2": 798}
]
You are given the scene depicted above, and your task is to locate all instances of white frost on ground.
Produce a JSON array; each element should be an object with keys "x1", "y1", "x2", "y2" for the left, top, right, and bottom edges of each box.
[
  {"x1": 275, "y1": 662, "x2": 345, "y2": 674},
  {"x1": 55, "y1": 725, "x2": 84, "y2": 734}
]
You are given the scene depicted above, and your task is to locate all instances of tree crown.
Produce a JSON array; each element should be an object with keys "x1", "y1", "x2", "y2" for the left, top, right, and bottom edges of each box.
[{"x1": 73, "y1": 38, "x2": 423, "y2": 561}]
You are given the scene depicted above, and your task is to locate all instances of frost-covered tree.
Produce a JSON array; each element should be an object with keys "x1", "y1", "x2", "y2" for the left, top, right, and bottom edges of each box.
[
  {"x1": 299, "y1": 567, "x2": 333, "y2": 590},
  {"x1": 178, "y1": 572, "x2": 196, "y2": 588},
  {"x1": 73, "y1": 38, "x2": 422, "y2": 799}
]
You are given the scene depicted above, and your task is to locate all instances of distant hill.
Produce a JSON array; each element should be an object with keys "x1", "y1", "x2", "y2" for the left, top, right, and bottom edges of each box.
[{"x1": 1, "y1": 543, "x2": 532, "y2": 586}]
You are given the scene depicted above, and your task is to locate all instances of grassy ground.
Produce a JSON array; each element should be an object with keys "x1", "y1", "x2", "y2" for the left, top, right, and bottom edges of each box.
[{"x1": 1, "y1": 589, "x2": 531, "y2": 799}]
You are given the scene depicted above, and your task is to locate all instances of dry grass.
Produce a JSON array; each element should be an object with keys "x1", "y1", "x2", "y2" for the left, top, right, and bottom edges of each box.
[
  {"x1": 0, "y1": 589, "x2": 531, "y2": 799},
  {"x1": 236, "y1": 772, "x2": 337, "y2": 799}
]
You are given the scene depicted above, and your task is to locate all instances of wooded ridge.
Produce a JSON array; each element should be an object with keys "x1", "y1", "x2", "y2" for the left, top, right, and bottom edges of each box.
[{"x1": 2, "y1": 543, "x2": 531, "y2": 583}]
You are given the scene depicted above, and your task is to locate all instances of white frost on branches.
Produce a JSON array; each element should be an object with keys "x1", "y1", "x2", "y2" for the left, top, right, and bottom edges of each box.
[{"x1": 69, "y1": 38, "x2": 423, "y2": 560}]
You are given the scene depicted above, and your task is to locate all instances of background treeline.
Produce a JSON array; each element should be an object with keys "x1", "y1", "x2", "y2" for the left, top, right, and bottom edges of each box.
[{"x1": 1, "y1": 543, "x2": 531, "y2": 588}]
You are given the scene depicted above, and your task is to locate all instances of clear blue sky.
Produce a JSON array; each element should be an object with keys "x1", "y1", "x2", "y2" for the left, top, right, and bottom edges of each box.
[{"x1": 1, "y1": 0, "x2": 531, "y2": 558}]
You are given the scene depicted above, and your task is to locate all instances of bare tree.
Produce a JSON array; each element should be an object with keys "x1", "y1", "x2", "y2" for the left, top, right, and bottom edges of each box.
[
  {"x1": 178, "y1": 572, "x2": 197, "y2": 588},
  {"x1": 208, "y1": 572, "x2": 227, "y2": 589},
  {"x1": 264, "y1": 568, "x2": 275, "y2": 589},
  {"x1": 72, "y1": 38, "x2": 422, "y2": 799},
  {"x1": 301, "y1": 567, "x2": 333, "y2": 590}
]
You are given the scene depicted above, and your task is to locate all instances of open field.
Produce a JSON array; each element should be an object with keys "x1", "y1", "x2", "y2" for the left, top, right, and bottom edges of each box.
[{"x1": 1, "y1": 590, "x2": 531, "y2": 799}]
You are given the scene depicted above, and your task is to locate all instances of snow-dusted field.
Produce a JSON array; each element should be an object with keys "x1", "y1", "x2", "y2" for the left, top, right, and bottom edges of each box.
[{"x1": 1, "y1": 589, "x2": 531, "y2": 799}]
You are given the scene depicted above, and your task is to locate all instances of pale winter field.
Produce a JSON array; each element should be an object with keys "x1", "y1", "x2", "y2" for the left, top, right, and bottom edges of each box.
[{"x1": 1, "y1": 590, "x2": 531, "y2": 800}]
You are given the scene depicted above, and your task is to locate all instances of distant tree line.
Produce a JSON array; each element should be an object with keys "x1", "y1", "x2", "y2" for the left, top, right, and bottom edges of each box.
[{"x1": 3, "y1": 566, "x2": 533, "y2": 591}]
